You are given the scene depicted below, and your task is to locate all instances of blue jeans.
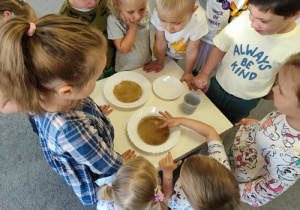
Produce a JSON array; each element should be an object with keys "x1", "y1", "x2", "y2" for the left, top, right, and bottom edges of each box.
[{"x1": 206, "y1": 76, "x2": 260, "y2": 124}]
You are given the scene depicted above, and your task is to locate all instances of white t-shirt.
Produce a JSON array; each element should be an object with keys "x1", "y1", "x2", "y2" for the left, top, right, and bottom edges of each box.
[
  {"x1": 151, "y1": 6, "x2": 208, "y2": 59},
  {"x1": 229, "y1": 110, "x2": 300, "y2": 207},
  {"x1": 168, "y1": 141, "x2": 230, "y2": 209},
  {"x1": 214, "y1": 11, "x2": 300, "y2": 100},
  {"x1": 202, "y1": 0, "x2": 249, "y2": 45}
]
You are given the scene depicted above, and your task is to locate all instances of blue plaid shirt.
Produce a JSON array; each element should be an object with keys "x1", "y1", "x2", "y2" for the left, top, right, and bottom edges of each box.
[{"x1": 34, "y1": 97, "x2": 124, "y2": 206}]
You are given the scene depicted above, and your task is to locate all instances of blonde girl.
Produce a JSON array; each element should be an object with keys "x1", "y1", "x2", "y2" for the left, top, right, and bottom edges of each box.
[
  {"x1": 0, "y1": 0, "x2": 37, "y2": 114},
  {"x1": 106, "y1": 0, "x2": 152, "y2": 72},
  {"x1": 230, "y1": 52, "x2": 300, "y2": 207},
  {"x1": 0, "y1": 15, "x2": 135, "y2": 206},
  {"x1": 0, "y1": 0, "x2": 37, "y2": 21},
  {"x1": 158, "y1": 112, "x2": 240, "y2": 209},
  {"x1": 97, "y1": 156, "x2": 168, "y2": 210}
]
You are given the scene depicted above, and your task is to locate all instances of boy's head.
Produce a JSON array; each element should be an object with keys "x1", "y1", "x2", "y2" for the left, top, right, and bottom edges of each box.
[
  {"x1": 0, "y1": 0, "x2": 37, "y2": 21},
  {"x1": 180, "y1": 155, "x2": 240, "y2": 210},
  {"x1": 68, "y1": 0, "x2": 100, "y2": 10},
  {"x1": 248, "y1": 0, "x2": 300, "y2": 17},
  {"x1": 248, "y1": 0, "x2": 300, "y2": 35},
  {"x1": 155, "y1": 0, "x2": 198, "y2": 34}
]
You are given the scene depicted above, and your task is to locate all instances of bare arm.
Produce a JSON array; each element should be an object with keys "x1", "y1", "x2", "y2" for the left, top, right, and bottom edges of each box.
[
  {"x1": 143, "y1": 28, "x2": 167, "y2": 72},
  {"x1": 194, "y1": 46, "x2": 226, "y2": 89},
  {"x1": 180, "y1": 39, "x2": 201, "y2": 91},
  {"x1": 113, "y1": 27, "x2": 137, "y2": 54},
  {"x1": 159, "y1": 152, "x2": 179, "y2": 202},
  {"x1": 157, "y1": 111, "x2": 221, "y2": 143}
]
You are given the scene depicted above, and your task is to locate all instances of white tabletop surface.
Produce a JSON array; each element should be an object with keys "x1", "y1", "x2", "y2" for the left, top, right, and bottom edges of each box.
[{"x1": 90, "y1": 57, "x2": 232, "y2": 168}]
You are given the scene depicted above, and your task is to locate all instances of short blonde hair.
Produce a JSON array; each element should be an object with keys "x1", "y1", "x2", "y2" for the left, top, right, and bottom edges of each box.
[
  {"x1": 281, "y1": 52, "x2": 300, "y2": 103},
  {"x1": 0, "y1": 0, "x2": 36, "y2": 21},
  {"x1": 0, "y1": 15, "x2": 107, "y2": 115},
  {"x1": 98, "y1": 156, "x2": 168, "y2": 210},
  {"x1": 181, "y1": 155, "x2": 240, "y2": 210},
  {"x1": 155, "y1": 0, "x2": 196, "y2": 14},
  {"x1": 107, "y1": 0, "x2": 148, "y2": 17}
]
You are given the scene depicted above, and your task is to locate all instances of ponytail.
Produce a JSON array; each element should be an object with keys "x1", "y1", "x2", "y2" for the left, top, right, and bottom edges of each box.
[
  {"x1": 0, "y1": 18, "x2": 40, "y2": 114},
  {"x1": 98, "y1": 184, "x2": 114, "y2": 201},
  {"x1": 150, "y1": 200, "x2": 168, "y2": 210}
]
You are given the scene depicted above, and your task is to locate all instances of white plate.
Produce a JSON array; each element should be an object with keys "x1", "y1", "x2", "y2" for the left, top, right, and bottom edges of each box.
[
  {"x1": 153, "y1": 76, "x2": 183, "y2": 100},
  {"x1": 127, "y1": 107, "x2": 181, "y2": 153},
  {"x1": 103, "y1": 71, "x2": 151, "y2": 108}
]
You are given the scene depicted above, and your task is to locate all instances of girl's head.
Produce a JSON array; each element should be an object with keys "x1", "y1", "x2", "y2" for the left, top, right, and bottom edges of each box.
[
  {"x1": 0, "y1": 15, "x2": 107, "y2": 115},
  {"x1": 108, "y1": 0, "x2": 148, "y2": 24},
  {"x1": 180, "y1": 155, "x2": 240, "y2": 210},
  {"x1": 98, "y1": 156, "x2": 167, "y2": 210},
  {"x1": 68, "y1": 0, "x2": 100, "y2": 10},
  {"x1": 0, "y1": 0, "x2": 37, "y2": 21},
  {"x1": 273, "y1": 53, "x2": 300, "y2": 117}
]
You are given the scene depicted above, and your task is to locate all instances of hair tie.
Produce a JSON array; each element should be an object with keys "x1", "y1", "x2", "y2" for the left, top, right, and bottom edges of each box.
[
  {"x1": 154, "y1": 186, "x2": 164, "y2": 202},
  {"x1": 3, "y1": 11, "x2": 15, "y2": 21},
  {"x1": 27, "y1": 22, "x2": 36, "y2": 37},
  {"x1": 105, "y1": 179, "x2": 112, "y2": 187}
]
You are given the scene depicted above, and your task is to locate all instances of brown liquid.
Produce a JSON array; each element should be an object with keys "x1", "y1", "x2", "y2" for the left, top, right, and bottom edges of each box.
[
  {"x1": 137, "y1": 116, "x2": 170, "y2": 146},
  {"x1": 113, "y1": 80, "x2": 142, "y2": 103}
]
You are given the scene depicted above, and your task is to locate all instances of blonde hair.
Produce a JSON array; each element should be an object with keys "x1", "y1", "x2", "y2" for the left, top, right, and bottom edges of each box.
[
  {"x1": 155, "y1": 0, "x2": 196, "y2": 14},
  {"x1": 281, "y1": 52, "x2": 300, "y2": 103},
  {"x1": 0, "y1": 0, "x2": 36, "y2": 21},
  {"x1": 180, "y1": 155, "x2": 240, "y2": 210},
  {"x1": 107, "y1": 0, "x2": 148, "y2": 17},
  {"x1": 98, "y1": 156, "x2": 168, "y2": 210},
  {"x1": 0, "y1": 15, "x2": 107, "y2": 115}
]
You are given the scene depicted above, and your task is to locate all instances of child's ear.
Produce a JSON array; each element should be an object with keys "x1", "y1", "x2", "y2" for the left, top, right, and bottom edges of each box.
[
  {"x1": 58, "y1": 85, "x2": 73, "y2": 96},
  {"x1": 289, "y1": 11, "x2": 300, "y2": 22},
  {"x1": 191, "y1": 5, "x2": 199, "y2": 15}
]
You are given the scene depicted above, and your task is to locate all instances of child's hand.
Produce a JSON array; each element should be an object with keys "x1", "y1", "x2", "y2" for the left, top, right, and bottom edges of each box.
[
  {"x1": 120, "y1": 13, "x2": 137, "y2": 29},
  {"x1": 122, "y1": 149, "x2": 137, "y2": 161},
  {"x1": 235, "y1": 118, "x2": 259, "y2": 127},
  {"x1": 194, "y1": 72, "x2": 209, "y2": 89},
  {"x1": 100, "y1": 104, "x2": 113, "y2": 116},
  {"x1": 156, "y1": 111, "x2": 181, "y2": 129},
  {"x1": 143, "y1": 60, "x2": 164, "y2": 73},
  {"x1": 159, "y1": 152, "x2": 181, "y2": 174},
  {"x1": 180, "y1": 73, "x2": 197, "y2": 91}
]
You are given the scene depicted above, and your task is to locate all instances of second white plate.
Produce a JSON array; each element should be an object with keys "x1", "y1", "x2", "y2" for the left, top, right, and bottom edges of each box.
[{"x1": 153, "y1": 76, "x2": 183, "y2": 100}]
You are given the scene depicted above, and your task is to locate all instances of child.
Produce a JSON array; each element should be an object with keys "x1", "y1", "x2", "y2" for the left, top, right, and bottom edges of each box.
[
  {"x1": 0, "y1": 15, "x2": 136, "y2": 206},
  {"x1": 228, "y1": 52, "x2": 300, "y2": 207},
  {"x1": 194, "y1": 0, "x2": 300, "y2": 124},
  {"x1": 143, "y1": 0, "x2": 208, "y2": 91},
  {"x1": 59, "y1": 0, "x2": 116, "y2": 79},
  {"x1": 97, "y1": 156, "x2": 168, "y2": 210},
  {"x1": 157, "y1": 111, "x2": 240, "y2": 209},
  {"x1": 106, "y1": 0, "x2": 152, "y2": 72},
  {"x1": 194, "y1": 0, "x2": 249, "y2": 74},
  {"x1": 0, "y1": 0, "x2": 37, "y2": 21},
  {"x1": 0, "y1": 0, "x2": 37, "y2": 114}
]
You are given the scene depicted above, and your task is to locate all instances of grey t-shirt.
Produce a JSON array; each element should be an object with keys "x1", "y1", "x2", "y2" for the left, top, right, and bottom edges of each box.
[{"x1": 107, "y1": 8, "x2": 152, "y2": 72}]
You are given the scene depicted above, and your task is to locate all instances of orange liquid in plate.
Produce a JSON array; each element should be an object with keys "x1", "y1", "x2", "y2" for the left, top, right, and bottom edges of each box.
[
  {"x1": 137, "y1": 116, "x2": 170, "y2": 146},
  {"x1": 113, "y1": 80, "x2": 142, "y2": 103}
]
